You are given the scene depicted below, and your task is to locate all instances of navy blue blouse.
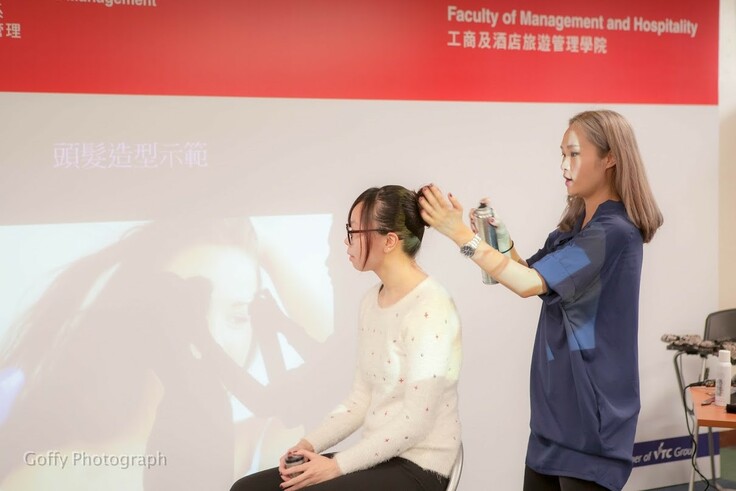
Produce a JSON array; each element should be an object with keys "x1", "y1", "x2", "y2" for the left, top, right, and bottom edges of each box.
[{"x1": 526, "y1": 200, "x2": 643, "y2": 491}]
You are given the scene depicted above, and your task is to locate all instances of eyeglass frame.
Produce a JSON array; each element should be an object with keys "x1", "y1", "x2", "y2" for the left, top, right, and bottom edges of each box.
[{"x1": 345, "y1": 224, "x2": 391, "y2": 245}]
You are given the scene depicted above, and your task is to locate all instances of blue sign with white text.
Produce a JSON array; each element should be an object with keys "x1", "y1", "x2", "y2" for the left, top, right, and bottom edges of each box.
[{"x1": 632, "y1": 434, "x2": 718, "y2": 467}]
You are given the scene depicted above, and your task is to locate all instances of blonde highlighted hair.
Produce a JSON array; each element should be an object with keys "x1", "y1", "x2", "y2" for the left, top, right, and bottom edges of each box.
[{"x1": 558, "y1": 110, "x2": 663, "y2": 243}]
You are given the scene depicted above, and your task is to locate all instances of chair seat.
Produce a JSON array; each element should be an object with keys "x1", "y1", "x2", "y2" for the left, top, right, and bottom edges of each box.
[{"x1": 446, "y1": 443, "x2": 464, "y2": 491}]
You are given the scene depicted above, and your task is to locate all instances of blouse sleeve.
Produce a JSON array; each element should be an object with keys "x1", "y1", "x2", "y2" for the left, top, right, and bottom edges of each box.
[
  {"x1": 302, "y1": 367, "x2": 372, "y2": 454},
  {"x1": 531, "y1": 218, "x2": 632, "y2": 304}
]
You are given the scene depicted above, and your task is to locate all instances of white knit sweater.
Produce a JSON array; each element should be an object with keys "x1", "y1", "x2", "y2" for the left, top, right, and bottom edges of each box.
[{"x1": 303, "y1": 277, "x2": 462, "y2": 477}]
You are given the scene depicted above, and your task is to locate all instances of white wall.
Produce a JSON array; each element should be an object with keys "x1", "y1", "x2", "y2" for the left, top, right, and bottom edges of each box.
[{"x1": 720, "y1": 0, "x2": 736, "y2": 310}]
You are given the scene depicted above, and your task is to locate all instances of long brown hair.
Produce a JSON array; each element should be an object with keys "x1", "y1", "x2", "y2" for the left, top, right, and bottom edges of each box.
[{"x1": 558, "y1": 110, "x2": 663, "y2": 243}]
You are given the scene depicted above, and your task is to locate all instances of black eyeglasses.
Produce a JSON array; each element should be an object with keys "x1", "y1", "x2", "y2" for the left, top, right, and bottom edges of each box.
[{"x1": 345, "y1": 224, "x2": 390, "y2": 245}]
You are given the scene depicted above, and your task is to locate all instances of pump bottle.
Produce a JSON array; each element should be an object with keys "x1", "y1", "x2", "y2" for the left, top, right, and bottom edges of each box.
[{"x1": 715, "y1": 349, "x2": 732, "y2": 406}]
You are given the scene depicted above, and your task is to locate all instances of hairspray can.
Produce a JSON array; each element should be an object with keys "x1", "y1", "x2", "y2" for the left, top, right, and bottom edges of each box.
[
  {"x1": 285, "y1": 454, "x2": 305, "y2": 477},
  {"x1": 473, "y1": 203, "x2": 499, "y2": 285}
]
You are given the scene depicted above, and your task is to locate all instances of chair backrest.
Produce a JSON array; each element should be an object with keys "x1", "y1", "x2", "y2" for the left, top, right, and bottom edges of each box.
[
  {"x1": 445, "y1": 442, "x2": 464, "y2": 491},
  {"x1": 704, "y1": 309, "x2": 736, "y2": 341}
]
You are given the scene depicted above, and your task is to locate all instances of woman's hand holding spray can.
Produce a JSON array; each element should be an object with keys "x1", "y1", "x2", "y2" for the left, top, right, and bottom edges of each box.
[{"x1": 472, "y1": 202, "x2": 499, "y2": 285}]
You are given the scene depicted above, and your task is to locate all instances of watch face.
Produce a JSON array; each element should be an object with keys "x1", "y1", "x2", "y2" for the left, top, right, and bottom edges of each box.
[
  {"x1": 460, "y1": 234, "x2": 481, "y2": 257},
  {"x1": 460, "y1": 244, "x2": 476, "y2": 257}
]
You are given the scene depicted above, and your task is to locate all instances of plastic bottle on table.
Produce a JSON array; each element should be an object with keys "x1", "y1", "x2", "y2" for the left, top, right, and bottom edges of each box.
[{"x1": 715, "y1": 349, "x2": 732, "y2": 406}]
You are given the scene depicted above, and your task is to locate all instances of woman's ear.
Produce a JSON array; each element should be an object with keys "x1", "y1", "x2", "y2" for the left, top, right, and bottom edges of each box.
[
  {"x1": 604, "y1": 152, "x2": 616, "y2": 169},
  {"x1": 384, "y1": 232, "x2": 400, "y2": 253}
]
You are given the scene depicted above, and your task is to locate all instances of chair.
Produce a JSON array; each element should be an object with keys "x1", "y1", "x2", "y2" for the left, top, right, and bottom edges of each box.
[
  {"x1": 703, "y1": 309, "x2": 736, "y2": 344},
  {"x1": 686, "y1": 309, "x2": 736, "y2": 490},
  {"x1": 446, "y1": 442, "x2": 464, "y2": 491}
]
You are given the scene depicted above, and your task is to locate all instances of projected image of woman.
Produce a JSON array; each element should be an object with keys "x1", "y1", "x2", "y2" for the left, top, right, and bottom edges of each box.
[
  {"x1": 419, "y1": 110, "x2": 663, "y2": 491},
  {"x1": 230, "y1": 185, "x2": 463, "y2": 491},
  {"x1": 0, "y1": 218, "x2": 332, "y2": 491}
]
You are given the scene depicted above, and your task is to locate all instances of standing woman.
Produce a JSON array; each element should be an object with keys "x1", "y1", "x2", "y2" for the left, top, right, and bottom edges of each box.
[
  {"x1": 419, "y1": 110, "x2": 662, "y2": 491},
  {"x1": 230, "y1": 184, "x2": 462, "y2": 491}
]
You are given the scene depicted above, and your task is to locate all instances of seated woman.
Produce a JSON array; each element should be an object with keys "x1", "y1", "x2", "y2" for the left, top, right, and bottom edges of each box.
[{"x1": 230, "y1": 185, "x2": 463, "y2": 491}]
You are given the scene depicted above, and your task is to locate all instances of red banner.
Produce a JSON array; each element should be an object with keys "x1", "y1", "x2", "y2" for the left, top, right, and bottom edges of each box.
[{"x1": 0, "y1": 0, "x2": 719, "y2": 104}]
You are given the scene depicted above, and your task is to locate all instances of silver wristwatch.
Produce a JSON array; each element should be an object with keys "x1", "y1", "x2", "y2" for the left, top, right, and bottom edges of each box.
[{"x1": 459, "y1": 234, "x2": 482, "y2": 257}]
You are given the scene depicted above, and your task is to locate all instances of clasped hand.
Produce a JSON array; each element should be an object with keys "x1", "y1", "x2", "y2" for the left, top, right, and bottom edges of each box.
[{"x1": 278, "y1": 442, "x2": 341, "y2": 490}]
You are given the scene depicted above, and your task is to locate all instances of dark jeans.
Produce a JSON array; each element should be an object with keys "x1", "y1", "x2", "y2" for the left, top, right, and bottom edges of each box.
[
  {"x1": 523, "y1": 465, "x2": 610, "y2": 491},
  {"x1": 230, "y1": 456, "x2": 448, "y2": 491}
]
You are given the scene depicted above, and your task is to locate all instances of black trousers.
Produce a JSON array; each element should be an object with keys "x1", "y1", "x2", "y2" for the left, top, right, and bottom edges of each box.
[
  {"x1": 523, "y1": 465, "x2": 609, "y2": 491},
  {"x1": 230, "y1": 457, "x2": 449, "y2": 491}
]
